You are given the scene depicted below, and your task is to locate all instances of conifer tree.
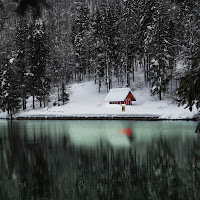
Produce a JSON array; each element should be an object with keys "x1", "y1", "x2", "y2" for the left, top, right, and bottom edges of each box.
[
  {"x1": 122, "y1": 0, "x2": 140, "y2": 85},
  {"x1": 16, "y1": 17, "x2": 29, "y2": 110},
  {"x1": 92, "y1": 9, "x2": 106, "y2": 92},
  {"x1": 176, "y1": 0, "x2": 200, "y2": 130},
  {"x1": 93, "y1": 2, "x2": 122, "y2": 91},
  {"x1": 177, "y1": 51, "x2": 200, "y2": 112},
  {"x1": 28, "y1": 19, "x2": 50, "y2": 108},
  {"x1": 60, "y1": 82, "x2": 69, "y2": 105},
  {"x1": 0, "y1": 58, "x2": 21, "y2": 119},
  {"x1": 71, "y1": 1, "x2": 92, "y2": 81},
  {"x1": 148, "y1": 0, "x2": 172, "y2": 100}
]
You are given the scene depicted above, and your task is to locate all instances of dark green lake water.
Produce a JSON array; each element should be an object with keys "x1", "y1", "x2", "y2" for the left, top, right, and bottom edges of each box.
[{"x1": 0, "y1": 120, "x2": 199, "y2": 200}]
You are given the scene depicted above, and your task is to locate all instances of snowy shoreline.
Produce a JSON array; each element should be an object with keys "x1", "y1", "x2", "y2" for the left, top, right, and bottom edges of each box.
[
  {"x1": 1, "y1": 114, "x2": 199, "y2": 121},
  {"x1": 0, "y1": 82, "x2": 199, "y2": 121}
]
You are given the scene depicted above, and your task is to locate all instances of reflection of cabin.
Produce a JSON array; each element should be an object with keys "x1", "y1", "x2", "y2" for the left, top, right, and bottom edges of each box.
[{"x1": 104, "y1": 88, "x2": 136, "y2": 105}]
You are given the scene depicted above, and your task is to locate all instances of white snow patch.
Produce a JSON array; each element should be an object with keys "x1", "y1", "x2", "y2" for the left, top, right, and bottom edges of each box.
[{"x1": 0, "y1": 81, "x2": 197, "y2": 120}]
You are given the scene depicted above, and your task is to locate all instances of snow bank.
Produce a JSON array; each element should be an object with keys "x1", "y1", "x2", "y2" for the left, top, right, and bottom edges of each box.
[{"x1": 0, "y1": 81, "x2": 197, "y2": 120}]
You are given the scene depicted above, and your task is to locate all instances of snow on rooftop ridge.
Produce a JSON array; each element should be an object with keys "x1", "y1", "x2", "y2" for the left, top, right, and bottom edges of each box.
[{"x1": 104, "y1": 87, "x2": 132, "y2": 102}]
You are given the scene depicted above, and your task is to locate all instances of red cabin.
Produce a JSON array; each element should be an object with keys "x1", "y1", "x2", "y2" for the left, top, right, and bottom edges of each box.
[{"x1": 104, "y1": 88, "x2": 136, "y2": 105}]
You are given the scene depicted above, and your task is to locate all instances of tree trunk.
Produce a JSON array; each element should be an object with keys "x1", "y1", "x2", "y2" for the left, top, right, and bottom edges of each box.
[
  {"x1": 106, "y1": 67, "x2": 109, "y2": 92},
  {"x1": 135, "y1": 59, "x2": 138, "y2": 72},
  {"x1": 126, "y1": 58, "x2": 130, "y2": 87},
  {"x1": 24, "y1": 99, "x2": 26, "y2": 110},
  {"x1": 95, "y1": 74, "x2": 96, "y2": 84},
  {"x1": 58, "y1": 86, "x2": 60, "y2": 103},
  {"x1": 118, "y1": 75, "x2": 120, "y2": 85},
  {"x1": 159, "y1": 86, "x2": 162, "y2": 100},
  {"x1": 147, "y1": 54, "x2": 149, "y2": 81},
  {"x1": 109, "y1": 68, "x2": 112, "y2": 89},
  {"x1": 132, "y1": 58, "x2": 135, "y2": 82},
  {"x1": 23, "y1": 98, "x2": 25, "y2": 110},
  {"x1": 33, "y1": 95, "x2": 35, "y2": 109},
  {"x1": 99, "y1": 79, "x2": 101, "y2": 93},
  {"x1": 144, "y1": 56, "x2": 147, "y2": 85}
]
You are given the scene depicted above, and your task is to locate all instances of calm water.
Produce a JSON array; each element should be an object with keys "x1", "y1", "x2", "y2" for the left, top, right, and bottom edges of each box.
[{"x1": 0, "y1": 120, "x2": 199, "y2": 200}]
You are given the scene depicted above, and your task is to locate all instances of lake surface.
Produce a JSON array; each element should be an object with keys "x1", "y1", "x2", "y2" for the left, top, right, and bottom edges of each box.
[{"x1": 0, "y1": 120, "x2": 199, "y2": 200}]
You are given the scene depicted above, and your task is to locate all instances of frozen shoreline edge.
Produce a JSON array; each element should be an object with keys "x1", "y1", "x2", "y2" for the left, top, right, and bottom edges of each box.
[{"x1": 0, "y1": 115, "x2": 199, "y2": 121}]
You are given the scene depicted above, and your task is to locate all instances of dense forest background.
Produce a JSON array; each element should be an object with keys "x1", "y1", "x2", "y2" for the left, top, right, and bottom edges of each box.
[{"x1": 0, "y1": 0, "x2": 199, "y2": 117}]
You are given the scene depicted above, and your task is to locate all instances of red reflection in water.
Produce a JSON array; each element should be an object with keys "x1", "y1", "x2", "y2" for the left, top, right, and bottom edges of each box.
[{"x1": 118, "y1": 128, "x2": 131, "y2": 136}]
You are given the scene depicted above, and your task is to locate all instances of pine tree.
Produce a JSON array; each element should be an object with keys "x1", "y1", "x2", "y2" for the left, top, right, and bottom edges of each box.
[
  {"x1": 148, "y1": 0, "x2": 172, "y2": 100},
  {"x1": 60, "y1": 82, "x2": 69, "y2": 105},
  {"x1": 122, "y1": 0, "x2": 143, "y2": 85},
  {"x1": 177, "y1": 51, "x2": 200, "y2": 111},
  {"x1": 93, "y1": 2, "x2": 122, "y2": 91},
  {"x1": 92, "y1": 9, "x2": 106, "y2": 92},
  {"x1": 176, "y1": 0, "x2": 200, "y2": 130},
  {"x1": 0, "y1": 58, "x2": 21, "y2": 119},
  {"x1": 104, "y1": 5, "x2": 121, "y2": 90},
  {"x1": 28, "y1": 19, "x2": 50, "y2": 108},
  {"x1": 16, "y1": 17, "x2": 29, "y2": 110},
  {"x1": 71, "y1": 1, "x2": 92, "y2": 81}
]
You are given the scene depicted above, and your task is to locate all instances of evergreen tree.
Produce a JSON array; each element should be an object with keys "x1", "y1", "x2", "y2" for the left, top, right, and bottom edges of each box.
[
  {"x1": 92, "y1": 9, "x2": 106, "y2": 92},
  {"x1": 176, "y1": 0, "x2": 200, "y2": 130},
  {"x1": 92, "y1": 1, "x2": 122, "y2": 91},
  {"x1": 0, "y1": 58, "x2": 21, "y2": 119},
  {"x1": 121, "y1": 0, "x2": 141, "y2": 86},
  {"x1": 60, "y1": 82, "x2": 69, "y2": 105},
  {"x1": 16, "y1": 17, "x2": 29, "y2": 110},
  {"x1": 71, "y1": 1, "x2": 92, "y2": 81},
  {"x1": 177, "y1": 51, "x2": 200, "y2": 111},
  {"x1": 28, "y1": 19, "x2": 50, "y2": 108},
  {"x1": 103, "y1": 5, "x2": 121, "y2": 90},
  {"x1": 148, "y1": 0, "x2": 173, "y2": 100}
]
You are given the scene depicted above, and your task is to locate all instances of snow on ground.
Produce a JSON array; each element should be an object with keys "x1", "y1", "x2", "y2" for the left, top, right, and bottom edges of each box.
[
  {"x1": 0, "y1": 81, "x2": 196, "y2": 120},
  {"x1": 0, "y1": 69, "x2": 198, "y2": 120}
]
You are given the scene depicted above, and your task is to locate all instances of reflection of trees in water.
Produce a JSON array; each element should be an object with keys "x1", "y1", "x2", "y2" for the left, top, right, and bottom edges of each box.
[
  {"x1": 0, "y1": 122, "x2": 52, "y2": 200},
  {"x1": 76, "y1": 145, "x2": 133, "y2": 200},
  {"x1": 76, "y1": 137, "x2": 200, "y2": 200},
  {"x1": 0, "y1": 123, "x2": 200, "y2": 200},
  {"x1": 0, "y1": 122, "x2": 78, "y2": 200},
  {"x1": 146, "y1": 138, "x2": 180, "y2": 199}
]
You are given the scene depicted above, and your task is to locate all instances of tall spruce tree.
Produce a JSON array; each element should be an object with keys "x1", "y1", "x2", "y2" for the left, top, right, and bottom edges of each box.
[
  {"x1": 148, "y1": 0, "x2": 172, "y2": 100},
  {"x1": 0, "y1": 57, "x2": 21, "y2": 119},
  {"x1": 122, "y1": 0, "x2": 140, "y2": 85},
  {"x1": 16, "y1": 17, "x2": 29, "y2": 110},
  {"x1": 176, "y1": 0, "x2": 200, "y2": 131},
  {"x1": 28, "y1": 19, "x2": 50, "y2": 108},
  {"x1": 92, "y1": 9, "x2": 106, "y2": 92},
  {"x1": 60, "y1": 82, "x2": 69, "y2": 105},
  {"x1": 71, "y1": 1, "x2": 92, "y2": 81}
]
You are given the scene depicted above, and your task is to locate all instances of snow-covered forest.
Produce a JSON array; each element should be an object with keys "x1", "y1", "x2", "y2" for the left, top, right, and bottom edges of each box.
[{"x1": 0, "y1": 0, "x2": 199, "y2": 119}]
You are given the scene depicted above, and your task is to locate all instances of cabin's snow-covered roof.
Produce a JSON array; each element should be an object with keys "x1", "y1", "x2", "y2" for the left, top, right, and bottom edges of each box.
[{"x1": 104, "y1": 88, "x2": 132, "y2": 102}]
